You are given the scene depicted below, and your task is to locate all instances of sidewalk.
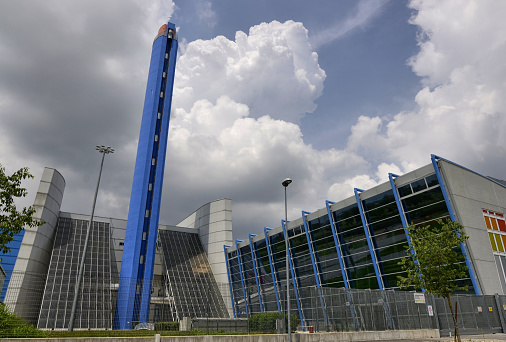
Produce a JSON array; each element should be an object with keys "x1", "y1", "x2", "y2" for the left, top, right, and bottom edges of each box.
[{"x1": 375, "y1": 333, "x2": 506, "y2": 342}]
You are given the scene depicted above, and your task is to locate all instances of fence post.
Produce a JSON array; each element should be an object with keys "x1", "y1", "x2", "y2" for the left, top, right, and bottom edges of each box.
[
  {"x1": 494, "y1": 294, "x2": 506, "y2": 333},
  {"x1": 431, "y1": 295, "x2": 440, "y2": 332}
]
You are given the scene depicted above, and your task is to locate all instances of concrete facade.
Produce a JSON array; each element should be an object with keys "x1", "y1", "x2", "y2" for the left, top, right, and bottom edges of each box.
[
  {"x1": 4, "y1": 167, "x2": 65, "y2": 324},
  {"x1": 441, "y1": 160, "x2": 506, "y2": 295}
]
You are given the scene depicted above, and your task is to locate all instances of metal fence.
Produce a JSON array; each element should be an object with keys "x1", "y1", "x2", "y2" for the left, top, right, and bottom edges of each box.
[
  {"x1": 2, "y1": 271, "x2": 506, "y2": 337},
  {"x1": 301, "y1": 286, "x2": 505, "y2": 337},
  {"x1": 2, "y1": 272, "x2": 232, "y2": 331}
]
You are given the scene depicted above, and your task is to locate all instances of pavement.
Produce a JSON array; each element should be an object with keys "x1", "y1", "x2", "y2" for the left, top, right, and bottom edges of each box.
[{"x1": 372, "y1": 333, "x2": 506, "y2": 342}]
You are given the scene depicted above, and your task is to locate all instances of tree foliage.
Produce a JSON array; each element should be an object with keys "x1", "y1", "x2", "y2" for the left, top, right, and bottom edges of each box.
[
  {"x1": 0, "y1": 302, "x2": 48, "y2": 338},
  {"x1": 0, "y1": 164, "x2": 42, "y2": 255},
  {"x1": 398, "y1": 219, "x2": 469, "y2": 341},
  {"x1": 397, "y1": 219, "x2": 469, "y2": 295}
]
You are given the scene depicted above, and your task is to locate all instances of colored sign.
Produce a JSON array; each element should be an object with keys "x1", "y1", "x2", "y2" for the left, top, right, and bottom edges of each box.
[
  {"x1": 414, "y1": 292, "x2": 426, "y2": 304},
  {"x1": 427, "y1": 305, "x2": 434, "y2": 316}
]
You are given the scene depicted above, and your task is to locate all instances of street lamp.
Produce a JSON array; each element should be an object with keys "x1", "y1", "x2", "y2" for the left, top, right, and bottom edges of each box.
[
  {"x1": 282, "y1": 178, "x2": 292, "y2": 342},
  {"x1": 69, "y1": 145, "x2": 114, "y2": 331}
]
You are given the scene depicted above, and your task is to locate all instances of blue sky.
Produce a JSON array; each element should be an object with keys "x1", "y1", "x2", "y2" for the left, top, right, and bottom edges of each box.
[{"x1": 1, "y1": 0, "x2": 505, "y2": 240}]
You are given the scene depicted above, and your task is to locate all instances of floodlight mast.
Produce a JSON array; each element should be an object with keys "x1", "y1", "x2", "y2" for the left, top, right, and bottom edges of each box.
[
  {"x1": 282, "y1": 178, "x2": 292, "y2": 342},
  {"x1": 68, "y1": 145, "x2": 114, "y2": 331}
]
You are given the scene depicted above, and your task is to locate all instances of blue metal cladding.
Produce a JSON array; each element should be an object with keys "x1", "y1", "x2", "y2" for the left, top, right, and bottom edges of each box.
[
  {"x1": 223, "y1": 245, "x2": 236, "y2": 318},
  {"x1": 249, "y1": 234, "x2": 264, "y2": 312},
  {"x1": 354, "y1": 188, "x2": 384, "y2": 290},
  {"x1": 431, "y1": 154, "x2": 481, "y2": 295},
  {"x1": 264, "y1": 227, "x2": 281, "y2": 312},
  {"x1": 115, "y1": 22, "x2": 178, "y2": 329},
  {"x1": 0, "y1": 230, "x2": 25, "y2": 301}
]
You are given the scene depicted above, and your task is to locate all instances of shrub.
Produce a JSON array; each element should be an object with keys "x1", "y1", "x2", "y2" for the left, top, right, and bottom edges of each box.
[
  {"x1": 248, "y1": 312, "x2": 299, "y2": 333},
  {"x1": 0, "y1": 303, "x2": 47, "y2": 338},
  {"x1": 154, "y1": 321, "x2": 180, "y2": 331}
]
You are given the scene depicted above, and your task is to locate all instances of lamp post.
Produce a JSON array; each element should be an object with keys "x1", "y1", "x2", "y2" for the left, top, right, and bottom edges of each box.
[
  {"x1": 282, "y1": 178, "x2": 292, "y2": 342},
  {"x1": 69, "y1": 145, "x2": 114, "y2": 331}
]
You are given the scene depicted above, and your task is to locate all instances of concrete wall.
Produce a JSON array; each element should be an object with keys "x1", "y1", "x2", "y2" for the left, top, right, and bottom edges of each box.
[
  {"x1": 1, "y1": 329, "x2": 440, "y2": 342},
  {"x1": 4, "y1": 167, "x2": 65, "y2": 324},
  {"x1": 440, "y1": 160, "x2": 506, "y2": 295}
]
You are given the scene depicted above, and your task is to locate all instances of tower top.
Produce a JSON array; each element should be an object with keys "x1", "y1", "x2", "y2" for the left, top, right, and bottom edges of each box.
[{"x1": 154, "y1": 22, "x2": 177, "y2": 42}]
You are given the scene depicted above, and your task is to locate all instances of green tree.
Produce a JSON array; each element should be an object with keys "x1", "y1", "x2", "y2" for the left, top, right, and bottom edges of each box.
[
  {"x1": 0, "y1": 164, "x2": 42, "y2": 255},
  {"x1": 398, "y1": 219, "x2": 469, "y2": 342}
]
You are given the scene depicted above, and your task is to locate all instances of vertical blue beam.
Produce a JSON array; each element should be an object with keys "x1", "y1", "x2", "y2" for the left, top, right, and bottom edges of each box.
[
  {"x1": 264, "y1": 227, "x2": 281, "y2": 313},
  {"x1": 325, "y1": 201, "x2": 350, "y2": 288},
  {"x1": 389, "y1": 173, "x2": 425, "y2": 294},
  {"x1": 115, "y1": 25, "x2": 171, "y2": 330},
  {"x1": 224, "y1": 245, "x2": 236, "y2": 318},
  {"x1": 249, "y1": 234, "x2": 264, "y2": 312},
  {"x1": 431, "y1": 154, "x2": 481, "y2": 295},
  {"x1": 326, "y1": 200, "x2": 358, "y2": 330},
  {"x1": 354, "y1": 188, "x2": 384, "y2": 290},
  {"x1": 389, "y1": 173, "x2": 415, "y2": 250},
  {"x1": 139, "y1": 27, "x2": 179, "y2": 322},
  {"x1": 301, "y1": 212, "x2": 323, "y2": 288},
  {"x1": 282, "y1": 220, "x2": 305, "y2": 331},
  {"x1": 235, "y1": 240, "x2": 249, "y2": 317},
  {"x1": 302, "y1": 211, "x2": 328, "y2": 326}
]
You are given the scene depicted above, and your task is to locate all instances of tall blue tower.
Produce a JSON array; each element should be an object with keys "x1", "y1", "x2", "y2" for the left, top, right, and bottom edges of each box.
[{"x1": 115, "y1": 22, "x2": 178, "y2": 330}]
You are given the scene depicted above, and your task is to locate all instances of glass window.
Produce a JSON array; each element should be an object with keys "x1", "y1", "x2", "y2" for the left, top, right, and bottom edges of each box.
[
  {"x1": 426, "y1": 174, "x2": 439, "y2": 187},
  {"x1": 496, "y1": 234, "x2": 505, "y2": 253},
  {"x1": 411, "y1": 179, "x2": 427, "y2": 193},
  {"x1": 490, "y1": 232, "x2": 498, "y2": 251},
  {"x1": 398, "y1": 184, "x2": 412, "y2": 197}
]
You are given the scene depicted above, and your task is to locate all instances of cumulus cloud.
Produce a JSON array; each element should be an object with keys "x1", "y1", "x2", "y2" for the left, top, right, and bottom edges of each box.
[
  {"x1": 2, "y1": 0, "x2": 505, "y2": 242},
  {"x1": 347, "y1": 0, "x2": 506, "y2": 176},
  {"x1": 174, "y1": 20, "x2": 326, "y2": 122}
]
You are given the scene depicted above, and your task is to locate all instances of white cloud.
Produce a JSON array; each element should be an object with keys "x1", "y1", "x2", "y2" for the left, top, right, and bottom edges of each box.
[
  {"x1": 310, "y1": 0, "x2": 389, "y2": 49},
  {"x1": 195, "y1": 1, "x2": 217, "y2": 28},
  {"x1": 346, "y1": 0, "x2": 506, "y2": 175},
  {"x1": 174, "y1": 20, "x2": 326, "y2": 123}
]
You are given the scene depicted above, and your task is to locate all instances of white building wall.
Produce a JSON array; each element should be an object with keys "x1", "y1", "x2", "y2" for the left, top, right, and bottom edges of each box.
[
  {"x1": 440, "y1": 160, "x2": 506, "y2": 295},
  {"x1": 5, "y1": 167, "x2": 65, "y2": 324}
]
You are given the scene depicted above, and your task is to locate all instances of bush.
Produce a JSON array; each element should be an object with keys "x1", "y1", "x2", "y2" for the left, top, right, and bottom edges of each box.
[
  {"x1": 0, "y1": 303, "x2": 48, "y2": 338},
  {"x1": 248, "y1": 312, "x2": 299, "y2": 333},
  {"x1": 154, "y1": 321, "x2": 179, "y2": 331}
]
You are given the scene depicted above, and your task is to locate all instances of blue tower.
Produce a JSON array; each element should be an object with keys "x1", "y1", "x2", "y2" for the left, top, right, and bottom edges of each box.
[{"x1": 114, "y1": 22, "x2": 178, "y2": 329}]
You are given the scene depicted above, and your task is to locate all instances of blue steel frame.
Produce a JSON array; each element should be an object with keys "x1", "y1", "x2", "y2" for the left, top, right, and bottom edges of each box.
[
  {"x1": 354, "y1": 188, "x2": 384, "y2": 290},
  {"x1": 235, "y1": 240, "x2": 249, "y2": 317},
  {"x1": 249, "y1": 234, "x2": 264, "y2": 312},
  {"x1": 325, "y1": 201, "x2": 350, "y2": 288},
  {"x1": 388, "y1": 173, "x2": 415, "y2": 252},
  {"x1": 302, "y1": 211, "x2": 328, "y2": 326},
  {"x1": 389, "y1": 173, "x2": 425, "y2": 293},
  {"x1": 264, "y1": 227, "x2": 281, "y2": 312},
  {"x1": 301, "y1": 211, "x2": 323, "y2": 287},
  {"x1": 326, "y1": 200, "x2": 362, "y2": 330},
  {"x1": 431, "y1": 154, "x2": 481, "y2": 295},
  {"x1": 223, "y1": 245, "x2": 236, "y2": 318},
  {"x1": 282, "y1": 220, "x2": 306, "y2": 330}
]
